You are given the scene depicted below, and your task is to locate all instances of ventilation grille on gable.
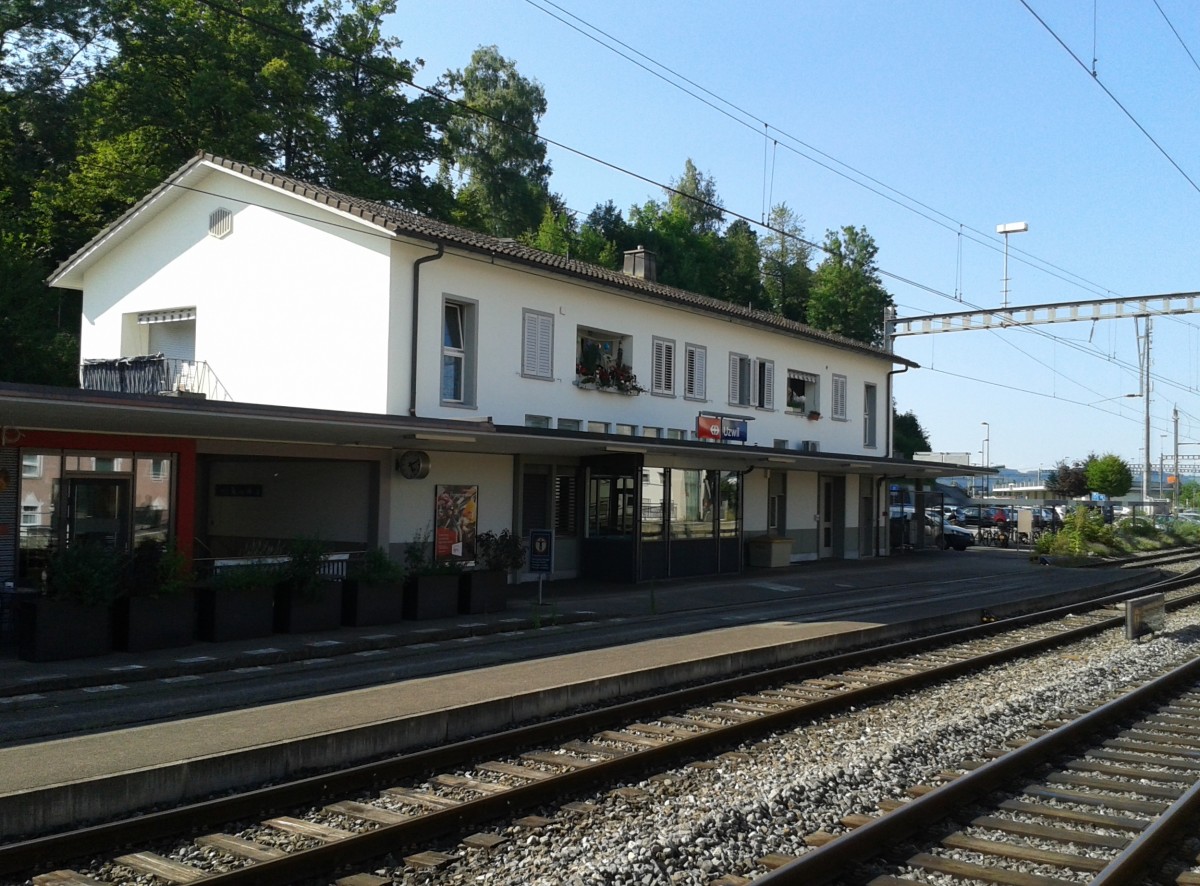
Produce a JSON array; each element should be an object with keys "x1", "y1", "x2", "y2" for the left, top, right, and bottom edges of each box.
[{"x1": 208, "y1": 207, "x2": 233, "y2": 239}]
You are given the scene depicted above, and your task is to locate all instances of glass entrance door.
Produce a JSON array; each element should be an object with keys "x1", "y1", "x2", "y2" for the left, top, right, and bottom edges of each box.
[{"x1": 66, "y1": 477, "x2": 131, "y2": 552}]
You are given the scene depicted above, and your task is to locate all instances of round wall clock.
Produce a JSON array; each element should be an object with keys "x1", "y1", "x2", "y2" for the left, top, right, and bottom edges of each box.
[{"x1": 396, "y1": 450, "x2": 431, "y2": 479}]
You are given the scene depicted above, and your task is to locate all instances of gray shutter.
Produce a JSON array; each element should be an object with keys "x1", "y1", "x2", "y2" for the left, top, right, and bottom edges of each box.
[{"x1": 728, "y1": 353, "x2": 740, "y2": 404}]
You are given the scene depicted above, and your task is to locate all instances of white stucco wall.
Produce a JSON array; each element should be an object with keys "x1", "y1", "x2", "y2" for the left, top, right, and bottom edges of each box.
[
  {"x1": 77, "y1": 168, "x2": 394, "y2": 413},
  {"x1": 388, "y1": 451, "x2": 514, "y2": 550},
  {"x1": 400, "y1": 246, "x2": 895, "y2": 456}
]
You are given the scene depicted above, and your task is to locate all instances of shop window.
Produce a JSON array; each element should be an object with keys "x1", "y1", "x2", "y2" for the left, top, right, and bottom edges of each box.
[
  {"x1": 21, "y1": 454, "x2": 41, "y2": 478},
  {"x1": 641, "y1": 467, "x2": 666, "y2": 541},
  {"x1": 554, "y1": 474, "x2": 577, "y2": 535},
  {"x1": 670, "y1": 469, "x2": 714, "y2": 539}
]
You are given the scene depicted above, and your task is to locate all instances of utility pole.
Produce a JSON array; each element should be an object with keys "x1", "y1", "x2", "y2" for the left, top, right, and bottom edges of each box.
[{"x1": 1141, "y1": 318, "x2": 1152, "y2": 505}]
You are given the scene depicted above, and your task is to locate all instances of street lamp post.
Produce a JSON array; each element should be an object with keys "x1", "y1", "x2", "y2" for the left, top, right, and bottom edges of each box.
[
  {"x1": 981, "y1": 421, "x2": 990, "y2": 499},
  {"x1": 996, "y1": 222, "x2": 1029, "y2": 308}
]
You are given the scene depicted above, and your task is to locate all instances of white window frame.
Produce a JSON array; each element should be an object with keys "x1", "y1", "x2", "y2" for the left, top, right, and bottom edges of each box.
[
  {"x1": 832, "y1": 374, "x2": 849, "y2": 420},
  {"x1": 441, "y1": 297, "x2": 477, "y2": 407},
  {"x1": 864, "y1": 382, "x2": 878, "y2": 448},
  {"x1": 522, "y1": 309, "x2": 554, "y2": 380},
  {"x1": 651, "y1": 337, "x2": 675, "y2": 396},
  {"x1": 728, "y1": 353, "x2": 773, "y2": 409},
  {"x1": 786, "y1": 370, "x2": 819, "y2": 413},
  {"x1": 684, "y1": 343, "x2": 706, "y2": 400},
  {"x1": 755, "y1": 358, "x2": 775, "y2": 410}
]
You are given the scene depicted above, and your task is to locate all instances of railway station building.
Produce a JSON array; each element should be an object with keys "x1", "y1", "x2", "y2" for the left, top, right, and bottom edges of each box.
[{"x1": 0, "y1": 153, "x2": 970, "y2": 586}]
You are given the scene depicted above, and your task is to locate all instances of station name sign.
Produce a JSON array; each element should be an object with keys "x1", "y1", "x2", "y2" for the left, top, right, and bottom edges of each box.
[{"x1": 696, "y1": 415, "x2": 748, "y2": 442}]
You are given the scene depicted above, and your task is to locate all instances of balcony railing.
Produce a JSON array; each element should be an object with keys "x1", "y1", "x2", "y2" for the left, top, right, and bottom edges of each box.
[{"x1": 80, "y1": 355, "x2": 231, "y2": 401}]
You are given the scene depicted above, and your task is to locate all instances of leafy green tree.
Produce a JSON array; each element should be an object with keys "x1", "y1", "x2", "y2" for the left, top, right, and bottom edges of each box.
[
  {"x1": 1046, "y1": 457, "x2": 1092, "y2": 499},
  {"x1": 312, "y1": 0, "x2": 451, "y2": 213},
  {"x1": 807, "y1": 225, "x2": 892, "y2": 346},
  {"x1": 892, "y1": 408, "x2": 930, "y2": 458},
  {"x1": 666, "y1": 158, "x2": 723, "y2": 235},
  {"x1": 1179, "y1": 480, "x2": 1200, "y2": 510},
  {"x1": 443, "y1": 44, "x2": 550, "y2": 237},
  {"x1": 716, "y1": 219, "x2": 766, "y2": 309},
  {"x1": 523, "y1": 204, "x2": 573, "y2": 255},
  {"x1": 760, "y1": 203, "x2": 813, "y2": 322},
  {"x1": 1086, "y1": 453, "x2": 1133, "y2": 499}
]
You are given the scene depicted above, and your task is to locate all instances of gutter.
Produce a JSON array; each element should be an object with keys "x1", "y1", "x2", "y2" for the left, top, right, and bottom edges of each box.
[{"x1": 409, "y1": 245, "x2": 445, "y2": 417}]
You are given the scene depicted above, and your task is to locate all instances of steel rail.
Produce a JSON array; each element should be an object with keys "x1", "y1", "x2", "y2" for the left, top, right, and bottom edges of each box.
[
  {"x1": 5, "y1": 564, "x2": 1200, "y2": 879},
  {"x1": 752, "y1": 653, "x2": 1200, "y2": 885},
  {"x1": 1090, "y1": 771, "x2": 1200, "y2": 885}
]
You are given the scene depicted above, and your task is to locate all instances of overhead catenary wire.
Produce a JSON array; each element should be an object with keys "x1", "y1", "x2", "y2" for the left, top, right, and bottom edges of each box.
[{"x1": 99, "y1": 0, "x2": 1200, "y2": 429}]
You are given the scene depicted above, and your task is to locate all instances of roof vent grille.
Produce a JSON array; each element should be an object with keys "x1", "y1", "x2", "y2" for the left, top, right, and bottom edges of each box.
[{"x1": 208, "y1": 207, "x2": 233, "y2": 239}]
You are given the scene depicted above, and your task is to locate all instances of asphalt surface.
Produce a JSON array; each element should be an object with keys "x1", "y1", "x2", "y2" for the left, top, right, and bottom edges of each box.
[{"x1": 0, "y1": 546, "x2": 1151, "y2": 747}]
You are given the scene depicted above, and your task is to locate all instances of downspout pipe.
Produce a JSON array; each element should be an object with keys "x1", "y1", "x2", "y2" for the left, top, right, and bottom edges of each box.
[
  {"x1": 885, "y1": 363, "x2": 909, "y2": 459},
  {"x1": 409, "y1": 244, "x2": 445, "y2": 417}
]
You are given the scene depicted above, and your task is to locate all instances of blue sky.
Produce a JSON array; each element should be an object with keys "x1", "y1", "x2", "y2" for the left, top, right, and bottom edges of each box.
[{"x1": 392, "y1": 0, "x2": 1200, "y2": 477}]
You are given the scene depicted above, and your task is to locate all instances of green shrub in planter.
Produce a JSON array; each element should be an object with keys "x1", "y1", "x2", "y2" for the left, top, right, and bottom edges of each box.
[
  {"x1": 18, "y1": 542, "x2": 124, "y2": 661},
  {"x1": 114, "y1": 539, "x2": 197, "y2": 652},
  {"x1": 274, "y1": 536, "x2": 341, "y2": 633},
  {"x1": 198, "y1": 547, "x2": 281, "y2": 641},
  {"x1": 343, "y1": 547, "x2": 405, "y2": 626}
]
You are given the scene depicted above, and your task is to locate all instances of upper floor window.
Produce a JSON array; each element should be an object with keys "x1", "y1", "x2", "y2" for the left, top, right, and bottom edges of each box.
[
  {"x1": 729, "y1": 354, "x2": 774, "y2": 409},
  {"x1": 651, "y1": 337, "x2": 675, "y2": 396},
  {"x1": 864, "y1": 382, "x2": 878, "y2": 448},
  {"x1": 442, "y1": 299, "x2": 477, "y2": 406},
  {"x1": 576, "y1": 327, "x2": 641, "y2": 394},
  {"x1": 832, "y1": 374, "x2": 848, "y2": 420},
  {"x1": 786, "y1": 370, "x2": 819, "y2": 413},
  {"x1": 685, "y1": 344, "x2": 706, "y2": 400},
  {"x1": 522, "y1": 310, "x2": 554, "y2": 380}
]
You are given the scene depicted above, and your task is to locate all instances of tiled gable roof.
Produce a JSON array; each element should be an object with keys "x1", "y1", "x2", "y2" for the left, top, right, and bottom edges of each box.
[{"x1": 57, "y1": 151, "x2": 917, "y2": 367}]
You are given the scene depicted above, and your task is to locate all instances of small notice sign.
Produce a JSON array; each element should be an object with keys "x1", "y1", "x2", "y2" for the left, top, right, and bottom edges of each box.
[
  {"x1": 1126, "y1": 593, "x2": 1166, "y2": 641},
  {"x1": 528, "y1": 529, "x2": 553, "y2": 573}
]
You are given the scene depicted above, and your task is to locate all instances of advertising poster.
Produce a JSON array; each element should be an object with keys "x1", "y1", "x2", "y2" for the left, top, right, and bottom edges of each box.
[{"x1": 434, "y1": 484, "x2": 478, "y2": 566}]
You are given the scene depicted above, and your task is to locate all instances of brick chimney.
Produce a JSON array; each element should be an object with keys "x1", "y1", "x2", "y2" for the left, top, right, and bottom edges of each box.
[{"x1": 622, "y1": 246, "x2": 657, "y2": 282}]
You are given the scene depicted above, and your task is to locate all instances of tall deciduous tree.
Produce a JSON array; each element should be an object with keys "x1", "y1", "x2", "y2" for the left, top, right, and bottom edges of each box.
[
  {"x1": 892, "y1": 408, "x2": 930, "y2": 458},
  {"x1": 667, "y1": 158, "x2": 723, "y2": 235},
  {"x1": 1086, "y1": 453, "x2": 1133, "y2": 499},
  {"x1": 1046, "y1": 457, "x2": 1092, "y2": 499},
  {"x1": 443, "y1": 44, "x2": 550, "y2": 237},
  {"x1": 807, "y1": 225, "x2": 892, "y2": 346},
  {"x1": 760, "y1": 203, "x2": 812, "y2": 322}
]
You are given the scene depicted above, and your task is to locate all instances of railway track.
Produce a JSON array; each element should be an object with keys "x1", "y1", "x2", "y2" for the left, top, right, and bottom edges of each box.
[
  {"x1": 7, "y1": 562, "x2": 1200, "y2": 885},
  {"x1": 755, "y1": 651, "x2": 1200, "y2": 886}
]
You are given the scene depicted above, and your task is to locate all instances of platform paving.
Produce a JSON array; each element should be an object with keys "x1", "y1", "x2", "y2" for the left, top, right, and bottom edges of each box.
[{"x1": 0, "y1": 548, "x2": 1159, "y2": 837}]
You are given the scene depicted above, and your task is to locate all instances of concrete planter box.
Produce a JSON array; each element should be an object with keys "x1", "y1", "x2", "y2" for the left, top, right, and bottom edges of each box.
[
  {"x1": 403, "y1": 574, "x2": 459, "y2": 620},
  {"x1": 341, "y1": 579, "x2": 405, "y2": 626},
  {"x1": 196, "y1": 585, "x2": 275, "y2": 642},
  {"x1": 459, "y1": 570, "x2": 508, "y2": 615},
  {"x1": 113, "y1": 589, "x2": 197, "y2": 652},
  {"x1": 17, "y1": 597, "x2": 114, "y2": 662},
  {"x1": 748, "y1": 535, "x2": 792, "y2": 568},
  {"x1": 274, "y1": 579, "x2": 343, "y2": 633}
]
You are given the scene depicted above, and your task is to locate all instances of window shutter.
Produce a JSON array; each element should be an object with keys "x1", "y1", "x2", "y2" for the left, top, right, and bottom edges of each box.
[
  {"x1": 652, "y1": 339, "x2": 674, "y2": 394},
  {"x1": 762, "y1": 360, "x2": 774, "y2": 409},
  {"x1": 686, "y1": 345, "x2": 706, "y2": 399},
  {"x1": 523, "y1": 311, "x2": 553, "y2": 378},
  {"x1": 833, "y1": 374, "x2": 848, "y2": 419},
  {"x1": 728, "y1": 353, "x2": 741, "y2": 404}
]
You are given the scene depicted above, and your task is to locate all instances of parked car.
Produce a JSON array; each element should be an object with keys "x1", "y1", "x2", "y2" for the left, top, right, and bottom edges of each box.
[
  {"x1": 926, "y1": 512, "x2": 974, "y2": 551},
  {"x1": 890, "y1": 506, "x2": 974, "y2": 551}
]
